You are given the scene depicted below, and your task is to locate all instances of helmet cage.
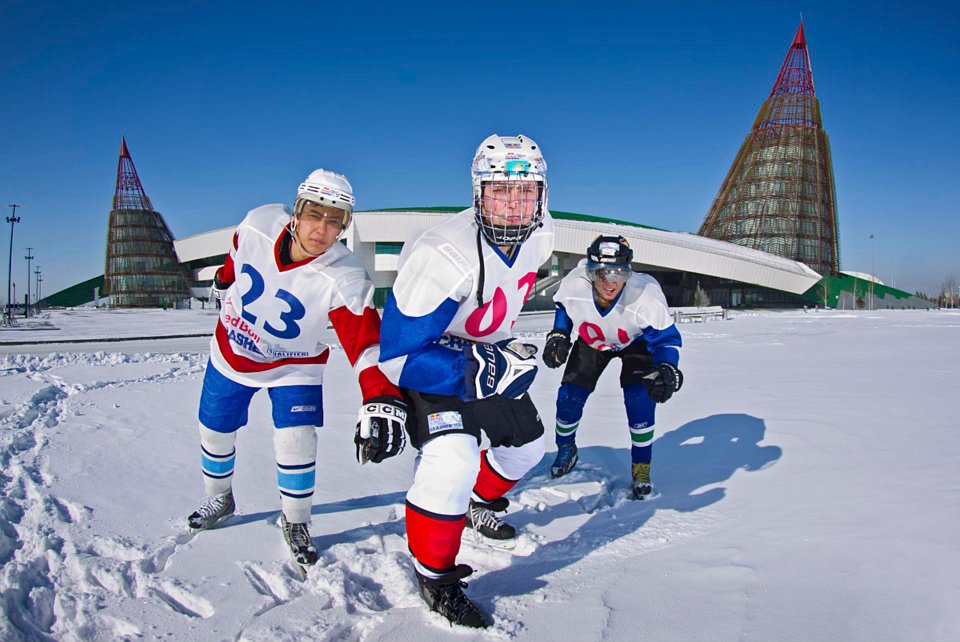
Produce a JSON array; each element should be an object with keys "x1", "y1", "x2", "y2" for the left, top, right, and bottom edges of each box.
[
  {"x1": 471, "y1": 134, "x2": 548, "y2": 247},
  {"x1": 474, "y1": 174, "x2": 546, "y2": 246}
]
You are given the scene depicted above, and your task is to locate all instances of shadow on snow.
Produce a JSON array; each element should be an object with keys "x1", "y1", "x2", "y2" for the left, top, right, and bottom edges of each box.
[
  {"x1": 200, "y1": 413, "x2": 779, "y2": 597},
  {"x1": 473, "y1": 412, "x2": 781, "y2": 598}
]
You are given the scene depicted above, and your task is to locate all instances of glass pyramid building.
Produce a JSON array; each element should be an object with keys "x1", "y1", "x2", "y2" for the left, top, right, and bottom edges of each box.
[
  {"x1": 698, "y1": 23, "x2": 840, "y2": 276},
  {"x1": 104, "y1": 137, "x2": 191, "y2": 307}
]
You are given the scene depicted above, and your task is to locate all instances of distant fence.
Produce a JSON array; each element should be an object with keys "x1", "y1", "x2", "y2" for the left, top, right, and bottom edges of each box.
[{"x1": 671, "y1": 306, "x2": 727, "y2": 323}]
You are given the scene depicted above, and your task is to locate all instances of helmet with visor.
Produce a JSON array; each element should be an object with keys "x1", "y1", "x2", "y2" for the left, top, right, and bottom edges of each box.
[
  {"x1": 586, "y1": 235, "x2": 634, "y2": 284},
  {"x1": 292, "y1": 169, "x2": 355, "y2": 233}
]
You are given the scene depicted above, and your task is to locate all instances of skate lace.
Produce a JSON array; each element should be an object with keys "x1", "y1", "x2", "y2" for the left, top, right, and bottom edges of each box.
[
  {"x1": 471, "y1": 505, "x2": 505, "y2": 531},
  {"x1": 284, "y1": 521, "x2": 312, "y2": 549},
  {"x1": 195, "y1": 494, "x2": 228, "y2": 519},
  {"x1": 437, "y1": 581, "x2": 481, "y2": 621}
]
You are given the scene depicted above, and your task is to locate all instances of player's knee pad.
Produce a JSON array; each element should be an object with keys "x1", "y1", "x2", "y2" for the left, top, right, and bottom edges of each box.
[
  {"x1": 488, "y1": 435, "x2": 545, "y2": 481},
  {"x1": 408, "y1": 433, "x2": 479, "y2": 516},
  {"x1": 556, "y1": 383, "x2": 591, "y2": 424},
  {"x1": 273, "y1": 424, "x2": 318, "y2": 463}
]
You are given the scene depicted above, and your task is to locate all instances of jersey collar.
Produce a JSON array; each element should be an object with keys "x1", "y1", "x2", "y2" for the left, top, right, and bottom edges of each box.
[
  {"x1": 489, "y1": 241, "x2": 522, "y2": 268},
  {"x1": 593, "y1": 287, "x2": 624, "y2": 317},
  {"x1": 274, "y1": 229, "x2": 322, "y2": 272}
]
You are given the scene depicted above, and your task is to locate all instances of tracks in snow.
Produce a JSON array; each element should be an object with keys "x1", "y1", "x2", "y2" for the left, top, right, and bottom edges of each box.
[
  {"x1": 0, "y1": 352, "x2": 206, "y2": 640},
  {"x1": 0, "y1": 351, "x2": 724, "y2": 640}
]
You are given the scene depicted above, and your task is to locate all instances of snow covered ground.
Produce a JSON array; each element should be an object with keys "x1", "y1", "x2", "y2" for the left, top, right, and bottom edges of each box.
[{"x1": 1, "y1": 308, "x2": 958, "y2": 641}]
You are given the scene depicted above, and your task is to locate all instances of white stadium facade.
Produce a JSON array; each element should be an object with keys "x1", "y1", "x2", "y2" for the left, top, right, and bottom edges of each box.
[{"x1": 173, "y1": 207, "x2": 823, "y2": 310}]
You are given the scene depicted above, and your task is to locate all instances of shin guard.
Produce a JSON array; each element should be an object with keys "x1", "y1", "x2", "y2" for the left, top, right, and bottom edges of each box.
[
  {"x1": 199, "y1": 424, "x2": 237, "y2": 497},
  {"x1": 274, "y1": 424, "x2": 318, "y2": 523}
]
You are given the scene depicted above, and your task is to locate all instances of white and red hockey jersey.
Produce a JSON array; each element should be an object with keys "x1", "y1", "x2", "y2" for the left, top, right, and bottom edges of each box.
[
  {"x1": 553, "y1": 261, "x2": 681, "y2": 365},
  {"x1": 211, "y1": 204, "x2": 398, "y2": 400},
  {"x1": 379, "y1": 208, "x2": 555, "y2": 397}
]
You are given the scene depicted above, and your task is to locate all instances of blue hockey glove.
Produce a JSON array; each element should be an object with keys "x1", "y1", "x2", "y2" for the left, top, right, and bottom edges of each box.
[
  {"x1": 464, "y1": 340, "x2": 539, "y2": 401},
  {"x1": 542, "y1": 330, "x2": 572, "y2": 369},
  {"x1": 640, "y1": 363, "x2": 683, "y2": 403},
  {"x1": 355, "y1": 396, "x2": 407, "y2": 464}
]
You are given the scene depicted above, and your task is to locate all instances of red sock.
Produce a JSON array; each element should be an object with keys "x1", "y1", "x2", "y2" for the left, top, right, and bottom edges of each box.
[
  {"x1": 405, "y1": 501, "x2": 465, "y2": 573},
  {"x1": 472, "y1": 449, "x2": 517, "y2": 503}
]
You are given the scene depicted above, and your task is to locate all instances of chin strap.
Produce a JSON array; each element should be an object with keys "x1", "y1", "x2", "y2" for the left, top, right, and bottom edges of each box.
[
  {"x1": 287, "y1": 217, "x2": 323, "y2": 259},
  {"x1": 475, "y1": 227, "x2": 486, "y2": 308}
]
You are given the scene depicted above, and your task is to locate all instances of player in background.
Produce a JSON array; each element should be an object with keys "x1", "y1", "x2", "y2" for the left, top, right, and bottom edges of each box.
[
  {"x1": 187, "y1": 169, "x2": 407, "y2": 572},
  {"x1": 542, "y1": 235, "x2": 683, "y2": 499},
  {"x1": 379, "y1": 135, "x2": 554, "y2": 628}
]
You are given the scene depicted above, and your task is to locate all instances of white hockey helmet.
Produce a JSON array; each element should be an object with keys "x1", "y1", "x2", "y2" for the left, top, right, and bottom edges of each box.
[
  {"x1": 294, "y1": 168, "x2": 356, "y2": 230},
  {"x1": 471, "y1": 134, "x2": 548, "y2": 246}
]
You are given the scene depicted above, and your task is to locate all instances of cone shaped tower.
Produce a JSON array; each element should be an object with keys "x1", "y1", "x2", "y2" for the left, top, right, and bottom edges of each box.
[
  {"x1": 104, "y1": 137, "x2": 191, "y2": 307},
  {"x1": 698, "y1": 23, "x2": 840, "y2": 275}
]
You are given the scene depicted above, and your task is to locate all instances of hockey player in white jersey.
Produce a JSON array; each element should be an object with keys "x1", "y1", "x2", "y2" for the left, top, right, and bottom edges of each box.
[
  {"x1": 187, "y1": 169, "x2": 406, "y2": 572},
  {"x1": 379, "y1": 134, "x2": 554, "y2": 628},
  {"x1": 542, "y1": 235, "x2": 683, "y2": 499}
]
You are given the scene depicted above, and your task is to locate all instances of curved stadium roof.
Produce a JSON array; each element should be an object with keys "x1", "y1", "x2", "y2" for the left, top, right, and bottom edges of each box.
[{"x1": 172, "y1": 207, "x2": 821, "y2": 295}]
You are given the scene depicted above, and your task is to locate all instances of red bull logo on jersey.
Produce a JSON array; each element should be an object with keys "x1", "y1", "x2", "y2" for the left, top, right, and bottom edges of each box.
[
  {"x1": 223, "y1": 313, "x2": 262, "y2": 351},
  {"x1": 227, "y1": 327, "x2": 262, "y2": 354}
]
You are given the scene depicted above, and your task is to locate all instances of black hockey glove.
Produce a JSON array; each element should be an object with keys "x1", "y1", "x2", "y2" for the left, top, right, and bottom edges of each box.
[
  {"x1": 640, "y1": 363, "x2": 684, "y2": 403},
  {"x1": 542, "y1": 330, "x2": 572, "y2": 369},
  {"x1": 355, "y1": 396, "x2": 407, "y2": 464},
  {"x1": 464, "y1": 340, "x2": 539, "y2": 401}
]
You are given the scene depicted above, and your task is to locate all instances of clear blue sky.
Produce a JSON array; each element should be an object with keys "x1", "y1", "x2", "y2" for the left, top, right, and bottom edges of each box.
[{"x1": 1, "y1": 1, "x2": 957, "y2": 299}]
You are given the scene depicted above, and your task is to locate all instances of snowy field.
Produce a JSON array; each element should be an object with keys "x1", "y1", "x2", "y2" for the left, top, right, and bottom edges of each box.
[{"x1": 1, "y1": 308, "x2": 958, "y2": 641}]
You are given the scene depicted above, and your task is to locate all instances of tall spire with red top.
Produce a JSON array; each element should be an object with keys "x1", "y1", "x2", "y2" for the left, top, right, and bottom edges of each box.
[
  {"x1": 104, "y1": 136, "x2": 190, "y2": 307},
  {"x1": 113, "y1": 136, "x2": 154, "y2": 211},
  {"x1": 770, "y1": 22, "x2": 815, "y2": 98},
  {"x1": 698, "y1": 22, "x2": 841, "y2": 278},
  {"x1": 755, "y1": 21, "x2": 821, "y2": 130}
]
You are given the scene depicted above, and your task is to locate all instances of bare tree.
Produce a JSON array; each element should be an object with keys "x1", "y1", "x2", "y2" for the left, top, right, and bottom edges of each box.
[
  {"x1": 694, "y1": 282, "x2": 711, "y2": 308},
  {"x1": 942, "y1": 276, "x2": 958, "y2": 308},
  {"x1": 818, "y1": 280, "x2": 830, "y2": 308}
]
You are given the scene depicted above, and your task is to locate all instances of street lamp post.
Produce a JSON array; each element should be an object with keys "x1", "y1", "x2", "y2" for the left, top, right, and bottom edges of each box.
[
  {"x1": 6, "y1": 204, "x2": 21, "y2": 318},
  {"x1": 24, "y1": 247, "x2": 34, "y2": 318},
  {"x1": 869, "y1": 234, "x2": 875, "y2": 311},
  {"x1": 34, "y1": 266, "x2": 41, "y2": 313}
]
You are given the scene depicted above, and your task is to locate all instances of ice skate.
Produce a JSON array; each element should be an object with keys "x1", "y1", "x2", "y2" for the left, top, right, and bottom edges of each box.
[
  {"x1": 551, "y1": 442, "x2": 579, "y2": 478},
  {"x1": 281, "y1": 513, "x2": 318, "y2": 576},
  {"x1": 465, "y1": 497, "x2": 516, "y2": 541},
  {"x1": 416, "y1": 564, "x2": 489, "y2": 629},
  {"x1": 631, "y1": 462, "x2": 659, "y2": 500},
  {"x1": 187, "y1": 490, "x2": 235, "y2": 532}
]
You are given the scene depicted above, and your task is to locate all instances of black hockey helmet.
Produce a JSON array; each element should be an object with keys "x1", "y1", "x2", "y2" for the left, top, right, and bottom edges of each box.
[{"x1": 586, "y1": 235, "x2": 633, "y2": 283}]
